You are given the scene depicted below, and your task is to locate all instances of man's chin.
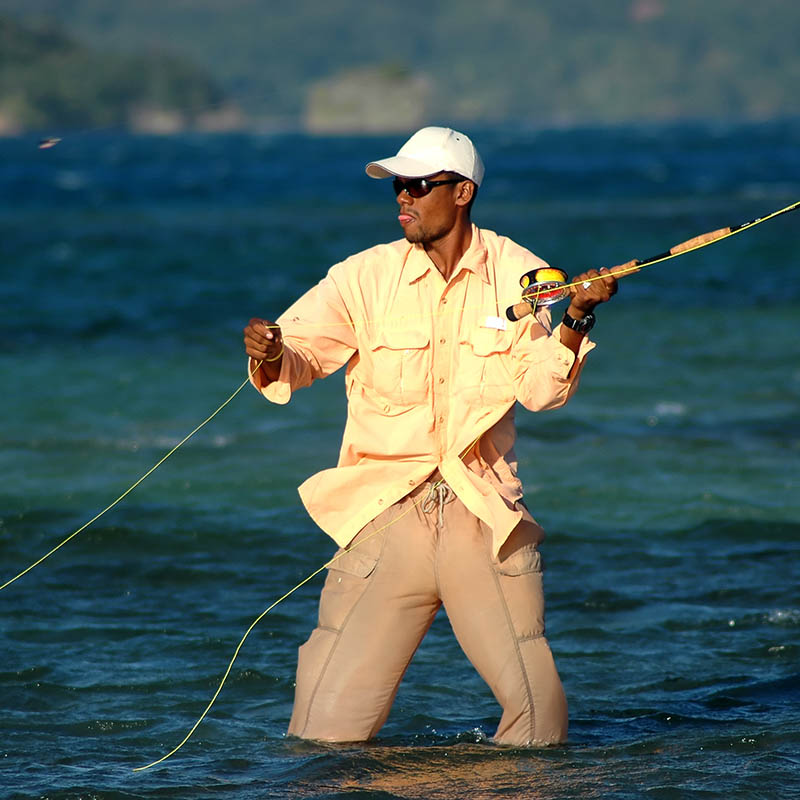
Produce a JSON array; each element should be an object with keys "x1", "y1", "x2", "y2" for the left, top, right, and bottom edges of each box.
[{"x1": 403, "y1": 227, "x2": 430, "y2": 245}]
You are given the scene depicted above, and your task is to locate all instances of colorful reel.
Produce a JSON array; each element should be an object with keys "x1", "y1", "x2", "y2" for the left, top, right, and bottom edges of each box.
[{"x1": 519, "y1": 267, "x2": 570, "y2": 307}]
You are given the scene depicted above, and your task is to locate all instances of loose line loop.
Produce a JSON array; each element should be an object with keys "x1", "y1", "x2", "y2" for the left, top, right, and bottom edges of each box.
[
  {"x1": 135, "y1": 440, "x2": 481, "y2": 771},
  {"x1": 133, "y1": 482, "x2": 439, "y2": 772},
  {"x1": 1, "y1": 198, "x2": 795, "y2": 768}
]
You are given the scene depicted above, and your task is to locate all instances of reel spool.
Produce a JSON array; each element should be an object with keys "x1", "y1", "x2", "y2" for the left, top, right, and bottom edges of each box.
[{"x1": 506, "y1": 267, "x2": 569, "y2": 321}]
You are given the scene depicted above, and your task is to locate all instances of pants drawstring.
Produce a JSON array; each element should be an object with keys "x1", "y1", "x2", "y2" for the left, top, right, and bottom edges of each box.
[{"x1": 421, "y1": 480, "x2": 455, "y2": 529}]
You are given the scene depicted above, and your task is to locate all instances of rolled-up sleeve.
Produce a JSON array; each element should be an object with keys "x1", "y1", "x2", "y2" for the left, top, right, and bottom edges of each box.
[
  {"x1": 510, "y1": 315, "x2": 596, "y2": 412},
  {"x1": 248, "y1": 267, "x2": 358, "y2": 404}
]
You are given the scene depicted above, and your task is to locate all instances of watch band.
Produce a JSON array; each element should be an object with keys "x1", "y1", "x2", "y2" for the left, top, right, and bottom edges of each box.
[{"x1": 562, "y1": 310, "x2": 596, "y2": 333}]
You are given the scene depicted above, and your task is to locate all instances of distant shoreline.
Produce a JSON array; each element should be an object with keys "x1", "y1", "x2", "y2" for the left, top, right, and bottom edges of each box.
[{"x1": 5, "y1": 114, "x2": 799, "y2": 141}]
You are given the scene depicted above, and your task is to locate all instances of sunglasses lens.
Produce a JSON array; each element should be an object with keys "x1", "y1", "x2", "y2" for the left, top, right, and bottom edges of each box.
[{"x1": 393, "y1": 178, "x2": 428, "y2": 198}]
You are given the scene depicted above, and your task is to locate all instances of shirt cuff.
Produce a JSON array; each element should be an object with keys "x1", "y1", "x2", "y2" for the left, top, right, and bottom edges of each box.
[
  {"x1": 247, "y1": 352, "x2": 293, "y2": 405},
  {"x1": 550, "y1": 324, "x2": 596, "y2": 380}
]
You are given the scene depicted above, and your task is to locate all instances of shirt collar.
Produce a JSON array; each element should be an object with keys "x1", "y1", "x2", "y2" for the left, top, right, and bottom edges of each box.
[{"x1": 404, "y1": 224, "x2": 489, "y2": 284}]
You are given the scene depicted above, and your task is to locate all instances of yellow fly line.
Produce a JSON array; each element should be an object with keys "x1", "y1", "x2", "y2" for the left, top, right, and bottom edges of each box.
[
  {"x1": 132, "y1": 473, "x2": 449, "y2": 771},
  {"x1": 506, "y1": 198, "x2": 800, "y2": 321},
  {"x1": 0, "y1": 372, "x2": 256, "y2": 594},
  {"x1": 0, "y1": 198, "x2": 796, "y2": 768},
  {"x1": 2, "y1": 197, "x2": 796, "y2": 601},
  {"x1": 564, "y1": 198, "x2": 800, "y2": 291},
  {"x1": 134, "y1": 434, "x2": 483, "y2": 771}
]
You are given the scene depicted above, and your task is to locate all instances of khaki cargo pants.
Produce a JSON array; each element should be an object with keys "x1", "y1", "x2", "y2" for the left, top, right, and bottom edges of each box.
[{"x1": 288, "y1": 479, "x2": 568, "y2": 746}]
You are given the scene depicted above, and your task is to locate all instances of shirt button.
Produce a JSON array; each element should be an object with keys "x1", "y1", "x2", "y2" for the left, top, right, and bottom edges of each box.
[
  {"x1": 439, "y1": 337, "x2": 446, "y2": 344},
  {"x1": 438, "y1": 376, "x2": 445, "y2": 384},
  {"x1": 408, "y1": 479, "x2": 415, "y2": 485},
  {"x1": 441, "y1": 297, "x2": 448, "y2": 304},
  {"x1": 378, "y1": 499, "x2": 384, "y2": 505},
  {"x1": 438, "y1": 415, "x2": 445, "y2": 423}
]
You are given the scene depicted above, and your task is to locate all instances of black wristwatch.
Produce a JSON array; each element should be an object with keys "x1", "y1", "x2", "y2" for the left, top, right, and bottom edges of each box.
[{"x1": 562, "y1": 310, "x2": 596, "y2": 334}]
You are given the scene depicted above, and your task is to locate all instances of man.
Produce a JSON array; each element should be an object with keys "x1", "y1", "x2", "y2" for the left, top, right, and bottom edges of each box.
[{"x1": 243, "y1": 127, "x2": 617, "y2": 745}]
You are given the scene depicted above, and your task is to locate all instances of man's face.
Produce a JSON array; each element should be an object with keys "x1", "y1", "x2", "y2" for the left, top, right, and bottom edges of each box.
[{"x1": 394, "y1": 173, "x2": 465, "y2": 245}]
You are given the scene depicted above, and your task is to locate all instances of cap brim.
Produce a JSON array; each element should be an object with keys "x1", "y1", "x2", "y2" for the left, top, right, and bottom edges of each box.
[{"x1": 365, "y1": 156, "x2": 441, "y2": 180}]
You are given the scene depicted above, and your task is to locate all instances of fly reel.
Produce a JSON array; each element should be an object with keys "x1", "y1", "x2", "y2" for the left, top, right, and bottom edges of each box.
[{"x1": 506, "y1": 267, "x2": 570, "y2": 321}]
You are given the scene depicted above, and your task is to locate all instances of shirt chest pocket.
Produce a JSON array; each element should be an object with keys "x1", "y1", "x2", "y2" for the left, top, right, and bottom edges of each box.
[
  {"x1": 459, "y1": 327, "x2": 515, "y2": 404},
  {"x1": 367, "y1": 328, "x2": 431, "y2": 405}
]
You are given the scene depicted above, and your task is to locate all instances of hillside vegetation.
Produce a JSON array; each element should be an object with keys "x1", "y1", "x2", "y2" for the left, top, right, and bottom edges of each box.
[
  {"x1": 0, "y1": 15, "x2": 234, "y2": 133},
  {"x1": 1, "y1": 0, "x2": 799, "y2": 132}
]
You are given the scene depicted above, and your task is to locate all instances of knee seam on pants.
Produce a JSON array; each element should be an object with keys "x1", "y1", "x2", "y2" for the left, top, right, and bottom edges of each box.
[
  {"x1": 488, "y1": 564, "x2": 537, "y2": 743},
  {"x1": 296, "y1": 568, "x2": 380, "y2": 738},
  {"x1": 296, "y1": 628, "x2": 342, "y2": 738}
]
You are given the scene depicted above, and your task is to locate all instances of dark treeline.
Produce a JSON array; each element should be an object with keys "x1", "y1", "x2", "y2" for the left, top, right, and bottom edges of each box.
[{"x1": 1, "y1": 0, "x2": 798, "y2": 132}]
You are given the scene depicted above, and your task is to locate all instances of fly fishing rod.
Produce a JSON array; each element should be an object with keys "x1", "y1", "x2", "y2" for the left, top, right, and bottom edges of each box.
[{"x1": 506, "y1": 199, "x2": 800, "y2": 321}]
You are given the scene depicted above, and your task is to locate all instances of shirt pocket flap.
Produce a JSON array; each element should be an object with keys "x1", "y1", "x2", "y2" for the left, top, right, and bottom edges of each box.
[
  {"x1": 462, "y1": 327, "x2": 514, "y2": 357},
  {"x1": 370, "y1": 327, "x2": 430, "y2": 352}
]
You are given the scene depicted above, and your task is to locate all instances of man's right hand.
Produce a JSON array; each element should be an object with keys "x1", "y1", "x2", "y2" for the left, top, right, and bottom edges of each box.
[{"x1": 244, "y1": 318, "x2": 283, "y2": 382}]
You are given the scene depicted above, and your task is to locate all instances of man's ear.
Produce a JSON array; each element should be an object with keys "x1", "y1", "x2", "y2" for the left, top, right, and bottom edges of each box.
[{"x1": 455, "y1": 180, "x2": 475, "y2": 207}]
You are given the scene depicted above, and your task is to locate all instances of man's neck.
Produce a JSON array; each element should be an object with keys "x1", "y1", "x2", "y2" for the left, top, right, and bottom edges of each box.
[{"x1": 424, "y1": 220, "x2": 473, "y2": 281}]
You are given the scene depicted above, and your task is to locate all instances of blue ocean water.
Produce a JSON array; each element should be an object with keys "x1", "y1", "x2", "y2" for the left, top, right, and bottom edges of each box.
[{"x1": 1, "y1": 120, "x2": 799, "y2": 799}]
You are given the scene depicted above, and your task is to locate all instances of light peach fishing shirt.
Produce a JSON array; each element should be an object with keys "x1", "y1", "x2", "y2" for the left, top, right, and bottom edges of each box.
[{"x1": 250, "y1": 225, "x2": 594, "y2": 556}]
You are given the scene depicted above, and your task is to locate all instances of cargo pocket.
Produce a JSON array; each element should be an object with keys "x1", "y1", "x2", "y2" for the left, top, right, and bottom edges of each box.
[
  {"x1": 489, "y1": 520, "x2": 546, "y2": 639},
  {"x1": 492, "y1": 519, "x2": 544, "y2": 576},
  {"x1": 328, "y1": 542, "x2": 381, "y2": 578},
  {"x1": 319, "y1": 523, "x2": 387, "y2": 631}
]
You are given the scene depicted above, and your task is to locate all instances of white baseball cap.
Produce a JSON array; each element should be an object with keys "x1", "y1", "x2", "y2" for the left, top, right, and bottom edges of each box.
[{"x1": 365, "y1": 126, "x2": 484, "y2": 186}]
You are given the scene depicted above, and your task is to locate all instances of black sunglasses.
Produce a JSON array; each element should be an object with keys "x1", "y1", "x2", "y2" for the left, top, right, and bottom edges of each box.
[{"x1": 393, "y1": 177, "x2": 462, "y2": 198}]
